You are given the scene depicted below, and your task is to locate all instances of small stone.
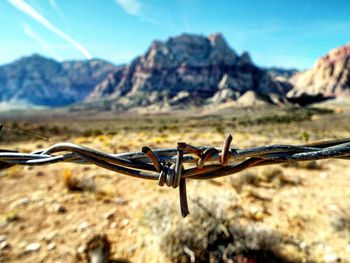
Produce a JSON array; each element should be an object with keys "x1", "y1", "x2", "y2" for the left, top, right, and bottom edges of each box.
[
  {"x1": 113, "y1": 197, "x2": 127, "y2": 205},
  {"x1": 18, "y1": 197, "x2": 30, "y2": 205},
  {"x1": 299, "y1": 242, "x2": 307, "y2": 249},
  {"x1": 10, "y1": 197, "x2": 30, "y2": 208},
  {"x1": 40, "y1": 231, "x2": 58, "y2": 242},
  {"x1": 36, "y1": 171, "x2": 44, "y2": 177},
  {"x1": 104, "y1": 210, "x2": 116, "y2": 221},
  {"x1": 25, "y1": 243, "x2": 41, "y2": 252},
  {"x1": 324, "y1": 253, "x2": 340, "y2": 262},
  {"x1": 247, "y1": 206, "x2": 265, "y2": 221},
  {"x1": 31, "y1": 191, "x2": 44, "y2": 202},
  {"x1": 121, "y1": 219, "x2": 129, "y2": 226},
  {"x1": 249, "y1": 188, "x2": 273, "y2": 201},
  {"x1": 110, "y1": 222, "x2": 117, "y2": 229},
  {"x1": 77, "y1": 245, "x2": 86, "y2": 254},
  {"x1": 52, "y1": 203, "x2": 67, "y2": 214},
  {"x1": 47, "y1": 243, "x2": 56, "y2": 250},
  {"x1": 0, "y1": 241, "x2": 10, "y2": 250},
  {"x1": 18, "y1": 241, "x2": 27, "y2": 249},
  {"x1": 77, "y1": 221, "x2": 90, "y2": 232}
]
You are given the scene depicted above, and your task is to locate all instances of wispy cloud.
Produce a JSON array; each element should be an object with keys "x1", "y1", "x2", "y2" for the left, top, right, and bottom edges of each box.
[
  {"x1": 7, "y1": 0, "x2": 92, "y2": 59},
  {"x1": 23, "y1": 24, "x2": 62, "y2": 61},
  {"x1": 48, "y1": 0, "x2": 70, "y2": 31},
  {"x1": 115, "y1": 0, "x2": 142, "y2": 16},
  {"x1": 48, "y1": 0, "x2": 59, "y2": 11}
]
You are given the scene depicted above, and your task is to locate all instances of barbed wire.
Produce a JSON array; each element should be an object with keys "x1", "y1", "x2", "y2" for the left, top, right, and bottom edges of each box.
[{"x1": 1, "y1": 134, "x2": 350, "y2": 217}]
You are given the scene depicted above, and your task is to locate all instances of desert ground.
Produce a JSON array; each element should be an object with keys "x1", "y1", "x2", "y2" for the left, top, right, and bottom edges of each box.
[{"x1": 1, "y1": 103, "x2": 350, "y2": 263}]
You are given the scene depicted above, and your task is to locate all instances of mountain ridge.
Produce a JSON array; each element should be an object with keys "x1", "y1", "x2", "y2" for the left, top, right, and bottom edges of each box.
[
  {"x1": 287, "y1": 42, "x2": 350, "y2": 104},
  {"x1": 1, "y1": 33, "x2": 350, "y2": 111},
  {"x1": 0, "y1": 54, "x2": 119, "y2": 107},
  {"x1": 84, "y1": 33, "x2": 290, "y2": 111}
]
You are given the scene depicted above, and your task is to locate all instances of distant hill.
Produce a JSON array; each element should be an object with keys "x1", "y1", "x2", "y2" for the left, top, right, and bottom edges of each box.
[
  {"x1": 0, "y1": 54, "x2": 119, "y2": 107},
  {"x1": 265, "y1": 67, "x2": 298, "y2": 78},
  {"x1": 83, "y1": 33, "x2": 290, "y2": 111},
  {"x1": 287, "y1": 42, "x2": 350, "y2": 105}
]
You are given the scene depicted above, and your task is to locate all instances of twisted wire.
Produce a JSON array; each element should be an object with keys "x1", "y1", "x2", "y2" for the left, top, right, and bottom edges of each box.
[{"x1": 1, "y1": 135, "x2": 350, "y2": 217}]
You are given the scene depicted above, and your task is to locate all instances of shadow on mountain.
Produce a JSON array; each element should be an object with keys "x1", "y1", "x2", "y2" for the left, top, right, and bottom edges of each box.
[{"x1": 287, "y1": 93, "x2": 335, "y2": 106}]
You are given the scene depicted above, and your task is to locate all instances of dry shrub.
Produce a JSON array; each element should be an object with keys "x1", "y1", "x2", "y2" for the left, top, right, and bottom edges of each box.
[
  {"x1": 230, "y1": 168, "x2": 301, "y2": 192},
  {"x1": 63, "y1": 169, "x2": 96, "y2": 192},
  {"x1": 282, "y1": 160, "x2": 322, "y2": 170},
  {"x1": 230, "y1": 172, "x2": 256, "y2": 192},
  {"x1": 1, "y1": 165, "x2": 24, "y2": 178},
  {"x1": 0, "y1": 211, "x2": 19, "y2": 226},
  {"x1": 143, "y1": 197, "x2": 292, "y2": 262},
  {"x1": 330, "y1": 204, "x2": 350, "y2": 233},
  {"x1": 259, "y1": 167, "x2": 284, "y2": 182}
]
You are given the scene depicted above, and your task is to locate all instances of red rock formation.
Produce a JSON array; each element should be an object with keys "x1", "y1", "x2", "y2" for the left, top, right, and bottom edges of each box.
[
  {"x1": 288, "y1": 42, "x2": 350, "y2": 104},
  {"x1": 87, "y1": 33, "x2": 289, "y2": 110}
]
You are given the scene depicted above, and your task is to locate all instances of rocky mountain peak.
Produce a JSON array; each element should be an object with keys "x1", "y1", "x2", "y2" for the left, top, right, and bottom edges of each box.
[
  {"x1": 208, "y1": 32, "x2": 225, "y2": 43},
  {"x1": 11, "y1": 54, "x2": 59, "y2": 69},
  {"x1": 208, "y1": 32, "x2": 232, "y2": 51},
  {"x1": 17, "y1": 53, "x2": 54, "y2": 62},
  {"x1": 143, "y1": 33, "x2": 238, "y2": 69},
  {"x1": 287, "y1": 41, "x2": 350, "y2": 105},
  {"x1": 238, "y1": 52, "x2": 253, "y2": 65},
  {"x1": 319, "y1": 42, "x2": 350, "y2": 65},
  {"x1": 86, "y1": 33, "x2": 287, "y2": 110}
]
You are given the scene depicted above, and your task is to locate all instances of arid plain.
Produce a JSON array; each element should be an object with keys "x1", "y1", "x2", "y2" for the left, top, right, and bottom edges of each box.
[{"x1": 1, "y1": 103, "x2": 350, "y2": 262}]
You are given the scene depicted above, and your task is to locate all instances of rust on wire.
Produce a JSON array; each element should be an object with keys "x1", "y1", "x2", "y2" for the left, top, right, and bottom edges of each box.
[
  {"x1": 177, "y1": 142, "x2": 202, "y2": 156},
  {"x1": 220, "y1": 134, "x2": 233, "y2": 166},
  {"x1": 197, "y1": 147, "x2": 219, "y2": 169},
  {"x1": 142, "y1": 146, "x2": 162, "y2": 172},
  {"x1": 1, "y1": 133, "x2": 350, "y2": 217}
]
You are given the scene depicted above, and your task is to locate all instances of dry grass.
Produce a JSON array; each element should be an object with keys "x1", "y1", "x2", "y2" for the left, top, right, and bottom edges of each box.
[
  {"x1": 230, "y1": 167, "x2": 302, "y2": 192},
  {"x1": 0, "y1": 104, "x2": 350, "y2": 262},
  {"x1": 63, "y1": 168, "x2": 96, "y2": 192},
  {"x1": 143, "y1": 197, "x2": 294, "y2": 262},
  {"x1": 282, "y1": 160, "x2": 323, "y2": 170}
]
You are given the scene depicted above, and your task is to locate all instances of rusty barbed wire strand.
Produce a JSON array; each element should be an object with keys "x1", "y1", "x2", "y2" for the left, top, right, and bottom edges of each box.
[{"x1": 1, "y1": 134, "x2": 350, "y2": 217}]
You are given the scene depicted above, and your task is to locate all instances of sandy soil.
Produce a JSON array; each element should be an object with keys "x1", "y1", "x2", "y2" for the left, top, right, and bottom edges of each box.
[{"x1": 1, "y1": 105, "x2": 350, "y2": 262}]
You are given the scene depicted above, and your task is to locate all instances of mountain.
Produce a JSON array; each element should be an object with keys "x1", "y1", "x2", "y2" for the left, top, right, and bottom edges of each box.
[
  {"x1": 287, "y1": 42, "x2": 350, "y2": 105},
  {"x1": 265, "y1": 67, "x2": 298, "y2": 78},
  {"x1": 0, "y1": 54, "x2": 119, "y2": 107},
  {"x1": 2, "y1": 35, "x2": 350, "y2": 111},
  {"x1": 85, "y1": 33, "x2": 290, "y2": 110}
]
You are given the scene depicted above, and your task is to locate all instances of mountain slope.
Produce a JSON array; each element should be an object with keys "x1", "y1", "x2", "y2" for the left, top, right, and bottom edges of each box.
[
  {"x1": 265, "y1": 67, "x2": 298, "y2": 78},
  {"x1": 288, "y1": 42, "x2": 350, "y2": 104},
  {"x1": 0, "y1": 54, "x2": 119, "y2": 107},
  {"x1": 86, "y1": 33, "x2": 290, "y2": 110}
]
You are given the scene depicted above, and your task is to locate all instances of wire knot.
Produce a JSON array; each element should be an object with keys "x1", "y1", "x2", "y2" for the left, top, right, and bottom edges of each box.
[
  {"x1": 158, "y1": 162, "x2": 183, "y2": 188},
  {"x1": 142, "y1": 146, "x2": 189, "y2": 217}
]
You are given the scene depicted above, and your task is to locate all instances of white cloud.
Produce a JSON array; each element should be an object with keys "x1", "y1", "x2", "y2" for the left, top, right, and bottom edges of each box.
[
  {"x1": 115, "y1": 0, "x2": 142, "y2": 16},
  {"x1": 7, "y1": 0, "x2": 92, "y2": 59},
  {"x1": 48, "y1": 0, "x2": 67, "y2": 23},
  {"x1": 23, "y1": 24, "x2": 62, "y2": 61},
  {"x1": 48, "y1": 0, "x2": 59, "y2": 11}
]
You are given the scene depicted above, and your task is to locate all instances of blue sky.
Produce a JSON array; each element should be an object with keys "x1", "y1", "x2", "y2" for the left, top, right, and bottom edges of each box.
[{"x1": 0, "y1": 0, "x2": 349, "y2": 69}]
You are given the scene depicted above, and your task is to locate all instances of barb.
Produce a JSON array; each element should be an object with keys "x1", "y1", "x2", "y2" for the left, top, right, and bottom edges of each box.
[{"x1": 1, "y1": 134, "x2": 350, "y2": 217}]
